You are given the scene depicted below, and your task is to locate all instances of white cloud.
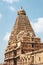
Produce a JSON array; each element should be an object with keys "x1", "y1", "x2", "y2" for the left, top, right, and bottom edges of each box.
[
  {"x1": 31, "y1": 17, "x2": 43, "y2": 42},
  {"x1": 31, "y1": 17, "x2": 43, "y2": 33},
  {"x1": 0, "y1": 13, "x2": 2, "y2": 19},
  {"x1": 9, "y1": 6, "x2": 16, "y2": 12},
  {"x1": 3, "y1": 32, "x2": 10, "y2": 41},
  {"x1": 3, "y1": 0, "x2": 19, "y2": 4}
]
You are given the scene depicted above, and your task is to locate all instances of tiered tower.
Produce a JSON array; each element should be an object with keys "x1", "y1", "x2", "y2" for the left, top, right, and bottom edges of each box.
[{"x1": 4, "y1": 8, "x2": 43, "y2": 65}]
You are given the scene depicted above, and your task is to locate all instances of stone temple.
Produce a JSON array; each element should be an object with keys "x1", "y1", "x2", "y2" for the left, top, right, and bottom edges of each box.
[{"x1": 4, "y1": 8, "x2": 43, "y2": 65}]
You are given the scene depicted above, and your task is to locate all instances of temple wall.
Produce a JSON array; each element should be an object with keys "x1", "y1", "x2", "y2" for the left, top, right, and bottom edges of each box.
[
  {"x1": 34, "y1": 52, "x2": 43, "y2": 64},
  {"x1": 10, "y1": 60, "x2": 14, "y2": 65},
  {"x1": 19, "y1": 51, "x2": 43, "y2": 65}
]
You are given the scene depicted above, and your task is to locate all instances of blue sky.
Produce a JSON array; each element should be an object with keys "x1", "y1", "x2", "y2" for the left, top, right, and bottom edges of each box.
[{"x1": 0, "y1": 0, "x2": 43, "y2": 63}]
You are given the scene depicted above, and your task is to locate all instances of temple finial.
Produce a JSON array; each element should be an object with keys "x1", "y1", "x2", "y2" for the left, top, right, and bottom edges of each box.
[
  {"x1": 18, "y1": 7, "x2": 26, "y2": 15},
  {"x1": 20, "y1": 0, "x2": 23, "y2": 10},
  {"x1": 20, "y1": 6, "x2": 23, "y2": 10}
]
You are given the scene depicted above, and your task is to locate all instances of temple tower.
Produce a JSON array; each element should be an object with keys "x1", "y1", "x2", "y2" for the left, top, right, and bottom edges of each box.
[{"x1": 4, "y1": 8, "x2": 41, "y2": 65}]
